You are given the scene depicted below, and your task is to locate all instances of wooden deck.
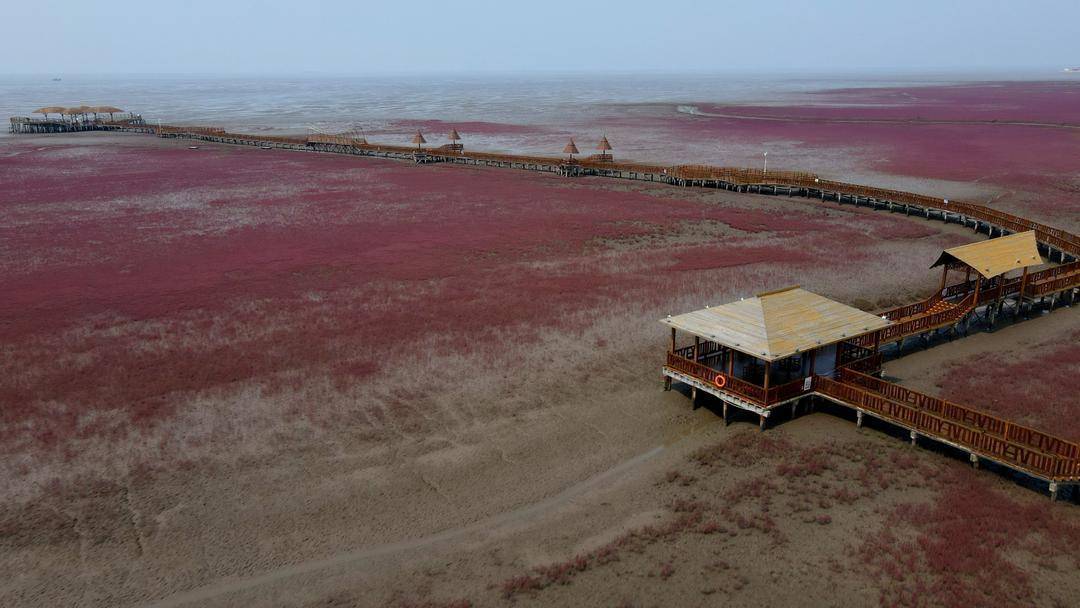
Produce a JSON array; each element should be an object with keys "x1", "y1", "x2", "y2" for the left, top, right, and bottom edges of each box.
[{"x1": 663, "y1": 346, "x2": 1080, "y2": 493}]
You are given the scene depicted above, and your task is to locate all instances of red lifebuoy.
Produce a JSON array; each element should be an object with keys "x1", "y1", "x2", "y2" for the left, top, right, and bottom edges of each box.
[{"x1": 713, "y1": 374, "x2": 727, "y2": 389}]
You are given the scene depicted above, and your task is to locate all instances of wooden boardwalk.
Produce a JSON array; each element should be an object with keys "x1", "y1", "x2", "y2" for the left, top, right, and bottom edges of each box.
[{"x1": 12, "y1": 117, "x2": 1080, "y2": 498}]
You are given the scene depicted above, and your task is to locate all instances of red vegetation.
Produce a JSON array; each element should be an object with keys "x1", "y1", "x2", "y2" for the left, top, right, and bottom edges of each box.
[
  {"x1": 702, "y1": 82, "x2": 1080, "y2": 125},
  {"x1": 384, "y1": 119, "x2": 546, "y2": 137},
  {"x1": 935, "y1": 331, "x2": 1080, "y2": 440},
  {"x1": 860, "y1": 469, "x2": 1080, "y2": 608},
  {"x1": 614, "y1": 81, "x2": 1080, "y2": 226},
  {"x1": 0, "y1": 138, "x2": 948, "y2": 463}
]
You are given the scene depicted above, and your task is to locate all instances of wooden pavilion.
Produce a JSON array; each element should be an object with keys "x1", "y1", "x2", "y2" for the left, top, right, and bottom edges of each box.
[
  {"x1": 563, "y1": 138, "x2": 579, "y2": 162},
  {"x1": 594, "y1": 135, "x2": 613, "y2": 162},
  {"x1": 411, "y1": 130, "x2": 427, "y2": 151},
  {"x1": 662, "y1": 286, "x2": 890, "y2": 428},
  {"x1": 447, "y1": 128, "x2": 463, "y2": 152},
  {"x1": 931, "y1": 231, "x2": 1043, "y2": 322}
]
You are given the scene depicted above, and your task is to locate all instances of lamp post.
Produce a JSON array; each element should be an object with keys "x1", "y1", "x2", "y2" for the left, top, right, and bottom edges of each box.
[{"x1": 763, "y1": 151, "x2": 768, "y2": 175}]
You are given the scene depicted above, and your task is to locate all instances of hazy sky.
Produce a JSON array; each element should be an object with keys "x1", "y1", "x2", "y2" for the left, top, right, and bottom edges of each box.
[{"x1": 4, "y1": 0, "x2": 1078, "y2": 74}]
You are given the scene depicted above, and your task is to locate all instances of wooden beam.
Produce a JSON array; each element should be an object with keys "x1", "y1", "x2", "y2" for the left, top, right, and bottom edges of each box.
[{"x1": 1017, "y1": 266, "x2": 1030, "y2": 318}]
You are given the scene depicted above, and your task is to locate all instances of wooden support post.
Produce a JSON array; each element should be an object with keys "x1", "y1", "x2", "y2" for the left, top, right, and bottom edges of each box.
[
  {"x1": 1016, "y1": 266, "x2": 1029, "y2": 318},
  {"x1": 722, "y1": 401, "x2": 729, "y2": 426},
  {"x1": 972, "y1": 277, "x2": 982, "y2": 324},
  {"x1": 693, "y1": 336, "x2": 700, "y2": 362},
  {"x1": 763, "y1": 361, "x2": 771, "y2": 393},
  {"x1": 728, "y1": 350, "x2": 735, "y2": 376},
  {"x1": 759, "y1": 414, "x2": 766, "y2": 432},
  {"x1": 938, "y1": 265, "x2": 949, "y2": 295},
  {"x1": 691, "y1": 387, "x2": 698, "y2": 409},
  {"x1": 670, "y1": 327, "x2": 676, "y2": 353}
]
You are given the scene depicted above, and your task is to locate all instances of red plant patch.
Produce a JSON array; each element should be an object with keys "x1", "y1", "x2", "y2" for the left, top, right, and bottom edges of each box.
[
  {"x1": 0, "y1": 138, "x2": 950, "y2": 457},
  {"x1": 935, "y1": 331, "x2": 1080, "y2": 440},
  {"x1": 859, "y1": 470, "x2": 1080, "y2": 608}
]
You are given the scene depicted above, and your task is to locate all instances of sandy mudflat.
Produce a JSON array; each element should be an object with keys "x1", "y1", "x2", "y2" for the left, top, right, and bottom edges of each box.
[{"x1": 1, "y1": 132, "x2": 1078, "y2": 608}]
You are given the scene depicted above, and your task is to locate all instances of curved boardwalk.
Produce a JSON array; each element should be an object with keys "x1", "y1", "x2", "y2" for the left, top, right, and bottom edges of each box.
[{"x1": 16, "y1": 120, "x2": 1080, "y2": 498}]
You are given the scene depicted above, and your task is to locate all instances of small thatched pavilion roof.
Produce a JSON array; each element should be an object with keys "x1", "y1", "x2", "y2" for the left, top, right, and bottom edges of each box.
[
  {"x1": 411, "y1": 130, "x2": 427, "y2": 144},
  {"x1": 34, "y1": 106, "x2": 67, "y2": 115},
  {"x1": 563, "y1": 138, "x2": 579, "y2": 155},
  {"x1": 597, "y1": 135, "x2": 612, "y2": 151},
  {"x1": 930, "y1": 231, "x2": 1042, "y2": 279},
  {"x1": 92, "y1": 105, "x2": 124, "y2": 114},
  {"x1": 448, "y1": 128, "x2": 461, "y2": 141}
]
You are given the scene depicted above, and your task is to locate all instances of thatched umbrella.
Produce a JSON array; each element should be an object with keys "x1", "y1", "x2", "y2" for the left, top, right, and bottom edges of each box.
[
  {"x1": 563, "y1": 138, "x2": 579, "y2": 162},
  {"x1": 597, "y1": 135, "x2": 613, "y2": 155},
  {"x1": 34, "y1": 106, "x2": 66, "y2": 120},
  {"x1": 412, "y1": 130, "x2": 427, "y2": 151},
  {"x1": 71, "y1": 105, "x2": 93, "y2": 121},
  {"x1": 94, "y1": 105, "x2": 123, "y2": 120},
  {"x1": 447, "y1": 128, "x2": 462, "y2": 151}
]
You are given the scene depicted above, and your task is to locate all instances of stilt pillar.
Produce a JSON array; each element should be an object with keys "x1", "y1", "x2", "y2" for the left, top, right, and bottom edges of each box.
[
  {"x1": 970, "y1": 453, "x2": 979, "y2": 469},
  {"x1": 1050, "y1": 482, "x2": 1059, "y2": 501},
  {"x1": 856, "y1": 410, "x2": 864, "y2": 428},
  {"x1": 723, "y1": 401, "x2": 729, "y2": 426},
  {"x1": 758, "y1": 414, "x2": 766, "y2": 432},
  {"x1": 910, "y1": 430, "x2": 918, "y2": 446}
]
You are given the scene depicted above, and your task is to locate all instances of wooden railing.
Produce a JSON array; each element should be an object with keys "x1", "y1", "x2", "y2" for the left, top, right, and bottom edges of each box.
[
  {"x1": 89, "y1": 119, "x2": 1080, "y2": 260},
  {"x1": 851, "y1": 292, "x2": 976, "y2": 348},
  {"x1": 668, "y1": 351, "x2": 815, "y2": 406},
  {"x1": 840, "y1": 351, "x2": 884, "y2": 375},
  {"x1": 878, "y1": 295, "x2": 940, "y2": 321},
  {"x1": 837, "y1": 369, "x2": 1080, "y2": 460},
  {"x1": 816, "y1": 373, "x2": 1080, "y2": 481},
  {"x1": 942, "y1": 279, "x2": 978, "y2": 299}
]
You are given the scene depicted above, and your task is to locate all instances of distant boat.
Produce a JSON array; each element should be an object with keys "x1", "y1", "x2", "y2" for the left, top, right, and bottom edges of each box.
[
  {"x1": 51, "y1": 77, "x2": 62, "y2": 81},
  {"x1": 1065, "y1": 67, "x2": 1080, "y2": 73}
]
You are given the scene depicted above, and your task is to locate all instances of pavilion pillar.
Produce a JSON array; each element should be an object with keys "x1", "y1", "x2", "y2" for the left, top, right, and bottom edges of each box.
[
  {"x1": 808, "y1": 348, "x2": 816, "y2": 376},
  {"x1": 971, "y1": 276, "x2": 982, "y2": 328},
  {"x1": 938, "y1": 265, "x2": 949, "y2": 295},
  {"x1": 727, "y1": 350, "x2": 735, "y2": 376},
  {"x1": 1016, "y1": 266, "x2": 1030, "y2": 319},
  {"x1": 763, "y1": 361, "x2": 771, "y2": 393},
  {"x1": 670, "y1": 328, "x2": 676, "y2": 353},
  {"x1": 694, "y1": 336, "x2": 700, "y2": 362}
]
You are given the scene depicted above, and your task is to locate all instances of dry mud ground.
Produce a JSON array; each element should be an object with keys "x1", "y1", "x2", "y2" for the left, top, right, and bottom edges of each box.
[{"x1": 1, "y1": 134, "x2": 1078, "y2": 608}]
